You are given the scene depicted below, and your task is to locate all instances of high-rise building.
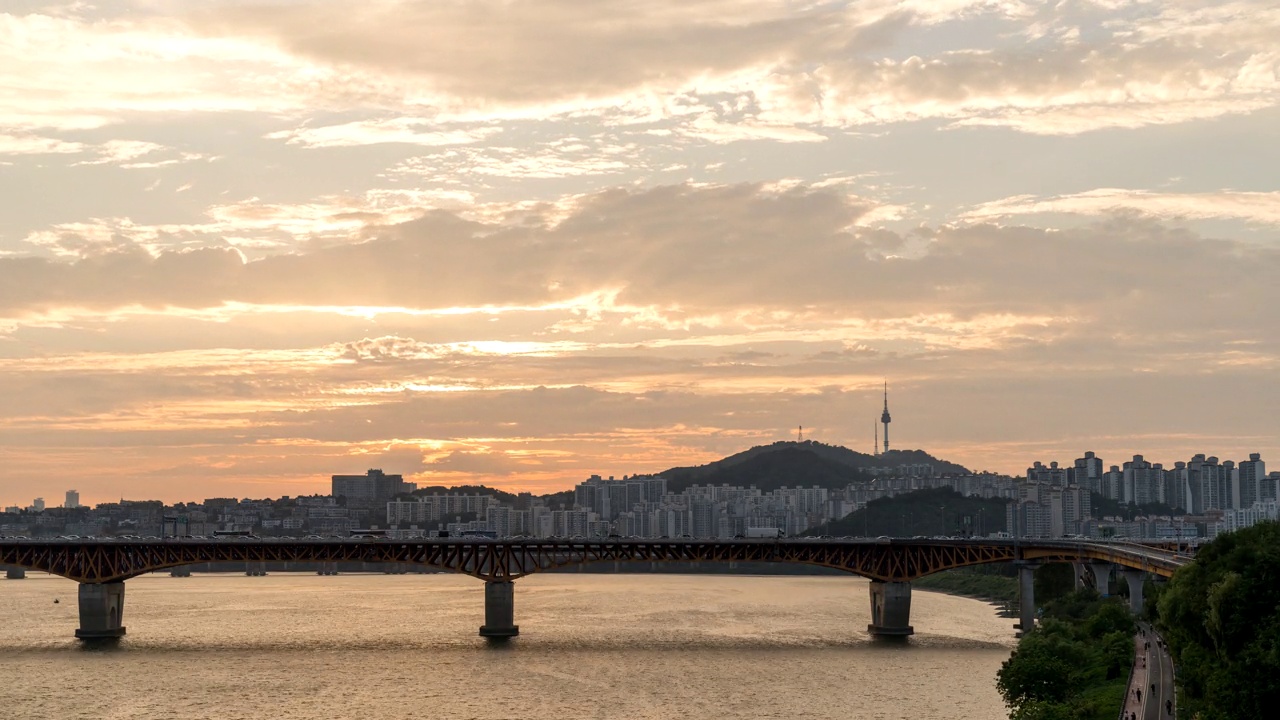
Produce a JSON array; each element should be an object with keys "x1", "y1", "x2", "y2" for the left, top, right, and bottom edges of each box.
[
  {"x1": 1265, "y1": 472, "x2": 1280, "y2": 503},
  {"x1": 331, "y1": 469, "x2": 415, "y2": 508},
  {"x1": 1072, "y1": 452, "x2": 1103, "y2": 493},
  {"x1": 1239, "y1": 453, "x2": 1267, "y2": 508},
  {"x1": 64, "y1": 489, "x2": 80, "y2": 509},
  {"x1": 32, "y1": 497, "x2": 45, "y2": 512},
  {"x1": 1178, "y1": 455, "x2": 1233, "y2": 513},
  {"x1": 1123, "y1": 455, "x2": 1164, "y2": 505},
  {"x1": 1102, "y1": 465, "x2": 1124, "y2": 502},
  {"x1": 1027, "y1": 461, "x2": 1069, "y2": 485}
]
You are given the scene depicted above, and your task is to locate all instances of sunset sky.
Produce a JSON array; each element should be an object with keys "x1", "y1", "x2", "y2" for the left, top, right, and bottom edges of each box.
[{"x1": 2, "y1": 0, "x2": 1278, "y2": 505}]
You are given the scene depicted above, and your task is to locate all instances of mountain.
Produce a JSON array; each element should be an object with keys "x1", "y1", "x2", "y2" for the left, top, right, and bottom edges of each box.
[
  {"x1": 409, "y1": 443, "x2": 971, "y2": 502},
  {"x1": 659, "y1": 444, "x2": 873, "y2": 494},
  {"x1": 875, "y1": 448, "x2": 970, "y2": 476},
  {"x1": 658, "y1": 440, "x2": 969, "y2": 490}
]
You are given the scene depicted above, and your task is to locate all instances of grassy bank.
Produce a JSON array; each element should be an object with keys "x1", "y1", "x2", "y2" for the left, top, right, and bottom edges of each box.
[{"x1": 915, "y1": 568, "x2": 1018, "y2": 614}]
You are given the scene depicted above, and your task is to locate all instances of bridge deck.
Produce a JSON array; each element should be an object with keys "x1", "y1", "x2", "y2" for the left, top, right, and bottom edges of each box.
[{"x1": 0, "y1": 538, "x2": 1186, "y2": 584}]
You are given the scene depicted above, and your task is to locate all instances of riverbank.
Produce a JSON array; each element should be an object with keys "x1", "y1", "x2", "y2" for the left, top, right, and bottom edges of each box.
[{"x1": 914, "y1": 568, "x2": 1019, "y2": 617}]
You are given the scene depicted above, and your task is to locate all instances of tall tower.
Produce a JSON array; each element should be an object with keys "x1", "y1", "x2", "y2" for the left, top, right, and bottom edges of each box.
[{"x1": 880, "y1": 380, "x2": 891, "y2": 455}]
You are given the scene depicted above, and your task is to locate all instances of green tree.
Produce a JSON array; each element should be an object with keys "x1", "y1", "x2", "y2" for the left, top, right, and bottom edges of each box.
[
  {"x1": 1034, "y1": 563, "x2": 1076, "y2": 605},
  {"x1": 1157, "y1": 521, "x2": 1280, "y2": 719},
  {"x1": 997, "y1": 631, "x2": 1085, "y2": 707}
]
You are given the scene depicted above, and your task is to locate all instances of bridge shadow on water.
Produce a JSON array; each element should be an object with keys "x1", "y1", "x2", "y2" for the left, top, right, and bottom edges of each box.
[{"x1": 8, "y1": 632, "x2": 1010, "y2": 656}]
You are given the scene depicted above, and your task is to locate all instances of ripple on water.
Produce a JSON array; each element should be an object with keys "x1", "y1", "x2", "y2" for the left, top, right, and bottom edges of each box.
[{"x1": 0, "y1": 573, "x2": 1015, "y2": 720}]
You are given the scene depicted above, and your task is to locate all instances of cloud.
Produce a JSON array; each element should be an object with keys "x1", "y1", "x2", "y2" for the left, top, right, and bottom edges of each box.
[
  {"x1": 189, "y1": 0, "x2": 1280, "y2": 134},
  {"x1": 0, "y1": 182, "x2": 1272, "y2": 320},
  {"x1": 3, "y1": 0, "x2": 1275, "y2": 148},
  {"x1": 266, "y1": 119, "x2": 502, "y2": 148},
  {"x1": 963, "y1": 189, "x2": 1280, "y2": 225},
  {"x1": 0, "y1": 132, "x2": 86, "y2": 155}
]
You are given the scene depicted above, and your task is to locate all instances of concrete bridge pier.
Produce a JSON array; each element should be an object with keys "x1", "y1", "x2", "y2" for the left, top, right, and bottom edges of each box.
[
  {"x1": 245, "y1": 562, "x2": 267, "y2": 577},
  {"x1": 169, "y1": 566, "x2": 191, "y2": 577},
  {"x1": 1072, "y1": 562, "x2": 1086, "y2": 590},
  {"x1": 5, "y1": 567, "x2": 26, "y2": 579},
  {"x1": 1121, "y1": 569, "x2": 1146, "y2": 614},
  {"x1": 867, "y1": 580, "x2": 913, "y2": 637},
  {"x1": 1089, "y1": 562, "x2": 1113, "y2": 596},
  {"x1": 1017, "y1": 563, "x2": 1038, "y2": 635},
  {"x1": 479, "y1": 581, "x2": 519, "y2": 639},
  {"x1": 317, "y1": 562, "x2": 338, "y2": 576},
  {"x1": 76, "y1": 582, "x2": 126, "y2": 640}
]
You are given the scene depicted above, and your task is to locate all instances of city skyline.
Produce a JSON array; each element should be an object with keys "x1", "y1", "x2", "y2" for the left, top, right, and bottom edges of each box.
[
  {"x1": 3, "y1": 442, "x2": 1276, "y2": 508},
  {"x1": 3, "y1": 1, "x2": 1279, "y2": 503}
]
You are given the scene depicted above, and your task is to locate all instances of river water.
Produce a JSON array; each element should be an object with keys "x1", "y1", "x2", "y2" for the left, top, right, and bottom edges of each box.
[{"x1": 0, "y1": 573, "x2": 1015, "y2": 719}]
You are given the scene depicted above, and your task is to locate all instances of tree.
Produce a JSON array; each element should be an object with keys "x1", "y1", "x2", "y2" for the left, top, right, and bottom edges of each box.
[
  {"x1": 1034, "y1": 563, "x2": 1075, "y2": 605},
  {"x1": 997, "y1": 632, "x2": 1085, "y2": 708},
  {"x1": 1157, "y1": 521, "x2": 1280, "y2": 719}
]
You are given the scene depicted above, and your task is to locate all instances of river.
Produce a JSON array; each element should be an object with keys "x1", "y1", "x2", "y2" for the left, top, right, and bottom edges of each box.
[{"x1": 0, "y1": 573, "x2": 1015, "y2": 719}]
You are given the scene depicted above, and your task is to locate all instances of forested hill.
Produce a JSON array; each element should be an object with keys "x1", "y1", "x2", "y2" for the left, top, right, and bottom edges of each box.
[
  {"x1": 813, "y1": 487, "x2": 1009, "y2": 537},
  {"x1": 660, "y1": 445, "x2": 874, "y2": 494},
  {"x1": 659, "y1": 440, "x2": 969, "y2": 490},
  {"x1": 876, "y1": 448, "x2": 969, "y2": 475},
  {"x1": 407, "y1": 443, "x2": 969, "y2": 502}
]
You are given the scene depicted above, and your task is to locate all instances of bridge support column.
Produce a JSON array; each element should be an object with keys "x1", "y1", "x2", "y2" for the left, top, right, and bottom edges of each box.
[
  {"x1": 1017, "y1": 563, "x2": 1037, "y2": 634},
  {"x1": 1089, "y1": 562, "x2": 1112, "y2": 596},
  {"x1": 1072, "y1": 562, "x2": 1086, "y2": 590},
  {"x1": 867, "y1": 580, "x2": 913, "y2": 637},
  {"x1": 169, "y1": 566, "x2": 191, "y2": 577},
  {"x1": 76, "y1": 582, "x2": 126, "y2": 640},
  {"x1": 479, "y1": 581, "x2": 519, "y2": 638},
  {"x1": 1121, "y1": 569, "x2": 1146, "y2": 615},
  {"x1": 6, "y1": 567, "x2": 26, "y2": 579}
]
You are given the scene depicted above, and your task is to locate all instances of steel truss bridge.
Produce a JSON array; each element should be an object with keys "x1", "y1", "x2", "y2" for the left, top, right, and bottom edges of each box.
[
  {"x1": 0, "y1": 537, "x2": 1184, "y2": 584},
  {"x1": 0, "y1": 538, "x2": 1187, "y2": 641}
]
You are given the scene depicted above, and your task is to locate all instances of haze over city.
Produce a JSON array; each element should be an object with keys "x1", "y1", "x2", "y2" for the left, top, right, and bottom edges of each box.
[{"x1": 3, "y1": 0, "x2": 1279, "y2": 505}]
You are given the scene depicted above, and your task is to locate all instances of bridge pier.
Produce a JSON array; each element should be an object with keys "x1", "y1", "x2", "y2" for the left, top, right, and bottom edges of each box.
[
  {"x1": 245, "y1": 562, "x2": 267, "y2": 577},
  {"x1": 479, "y1": 581, "x2": 519, "y2": 639},
  {"x1": 867, "y1": 580, "x2": 913, "y2": 637},
  {"x1": 1072, "y1": 561, "x2": 1086, "y2": 590},
  {"x1": 1121, "y1": 569, "x2": 1146, "y2": 615},
  {"x1": 317, "y1": 562, "x2": 338, "y2": 576},
  {"x1": 1017, "y1": 563, "x2": 1037, "y2": 634},
  {"x1": 1089, "y1": 562, "x2": 1112, "y2": 596},
  {"x1": 75, "y1": 582, "x2": 126, "y2": 640},
  {"x1": 5, "y1": 567, "x2": 25, "y2": 579},
  {"x1": 169, "y1": 566, "x2": 191, "y2": 577}
]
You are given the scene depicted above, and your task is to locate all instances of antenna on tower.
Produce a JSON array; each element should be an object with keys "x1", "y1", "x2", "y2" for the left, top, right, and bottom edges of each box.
[
  {"x1": 798, "y1": 425, "x2": 804, "y2": 442},
  {"x1": 874, "y1": 421, "x2": 878, "y2": 456}
]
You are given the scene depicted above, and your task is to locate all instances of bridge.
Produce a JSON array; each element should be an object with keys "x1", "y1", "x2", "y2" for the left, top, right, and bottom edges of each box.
[{"x1": 0, "y1": 537, "x2": 1188, "y2": 640}]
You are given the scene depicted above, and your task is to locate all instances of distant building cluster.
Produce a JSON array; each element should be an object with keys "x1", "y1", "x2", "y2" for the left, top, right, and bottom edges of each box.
[
  {"x1": 1012, "y1": 451, "x2": 1280, "y2": 540},
  {"x1": 3, "y1": 453, "x2": 1277, "y2": 542},
  {"x1": 1, "y1": 466, "x2": 1018, "y2": 540}
]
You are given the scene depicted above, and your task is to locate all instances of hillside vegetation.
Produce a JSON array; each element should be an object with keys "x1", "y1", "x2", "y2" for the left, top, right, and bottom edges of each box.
[
  {"x1": 660, "y1": 440, "x2": 968, "y2": 487},
  {"x1": 814, "y1": 487, "x2": 1009, "y2": 537},
  {"x1": 1154, "y1": 520, "x2": 1280, "y2": 718},
  {"x1": 997, "y1": 591, "x2": 1135, "y2": 720}
]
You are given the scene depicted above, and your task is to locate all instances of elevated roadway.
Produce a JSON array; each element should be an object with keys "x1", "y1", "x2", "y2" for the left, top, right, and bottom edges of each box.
[{"x1": 0, "y1": 537, "x2": 1188, "y2": 641}]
